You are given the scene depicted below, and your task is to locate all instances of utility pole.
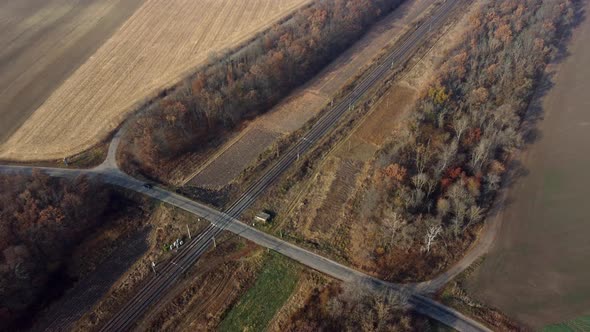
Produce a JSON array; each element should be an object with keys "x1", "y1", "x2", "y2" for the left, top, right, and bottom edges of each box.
[
  {"x1": 187, "y1": 224, "x2": 191, "y2": 240},
  {"x1": 151, "y1": 261, "x2": 156, "y2": 274},
  {"x1": 212, "y1": 237, "x2": 216, "y2": 248}
]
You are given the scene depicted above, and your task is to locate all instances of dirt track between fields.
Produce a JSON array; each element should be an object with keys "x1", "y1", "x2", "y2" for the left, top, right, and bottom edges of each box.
[{"x1": 466, "y1": 2, "x2": 590, "y2": 328}]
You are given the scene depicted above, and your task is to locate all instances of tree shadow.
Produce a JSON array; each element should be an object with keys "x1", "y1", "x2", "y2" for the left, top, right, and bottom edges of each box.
[
  {"x1": 519, "y1": 4, "x2": 586, "y2": 147},
  {"x1": 499, "y1": 3, "x2": 587, "y2": 205},
  {"x1": 30, "y1": 229, "x2": 151, "y2": 331}
]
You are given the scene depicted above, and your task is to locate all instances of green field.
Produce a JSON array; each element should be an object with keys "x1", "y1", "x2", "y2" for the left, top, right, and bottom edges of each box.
[
  {"x1": 219, "y1": 252, "x2": 300, "y2": 331},
  {"x1": 542, "y1": 315, "x2": 590, "y2": 332}
]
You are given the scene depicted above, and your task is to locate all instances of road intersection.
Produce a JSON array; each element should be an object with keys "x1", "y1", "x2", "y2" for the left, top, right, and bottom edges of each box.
[{"x1": 0, "y1": 0, "x2": 495, "y2": 330}]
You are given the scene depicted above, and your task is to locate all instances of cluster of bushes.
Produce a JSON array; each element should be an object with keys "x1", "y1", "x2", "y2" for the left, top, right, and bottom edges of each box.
[
  {"x1": 367, "y1": 0, "x2": 575, "y2": 278},
  {"x1": 0, "y1": 171, "x2": 111, "y2": 328},
  {"x1": 288, "y1": 282, "x2": 427, "y2": 331},
  {"x1": 121, "y1": 0, "x2": 405, "y2": 178}
]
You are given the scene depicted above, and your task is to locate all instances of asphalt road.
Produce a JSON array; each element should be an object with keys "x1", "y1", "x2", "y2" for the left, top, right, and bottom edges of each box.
[
  {"x1": 101, "y1": 0, "x2": 485, "y2": 329},
  {"x1": 0, "y1": 0, "x2": 492, "y2": 331},
  {"x1": 0, "y1": 164, "x2": 491, "y2": 332}
]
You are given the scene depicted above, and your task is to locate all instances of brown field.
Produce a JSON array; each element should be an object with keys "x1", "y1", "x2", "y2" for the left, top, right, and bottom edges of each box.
[
  {"x1": 0, "y1": 0, "x2": 144, "y2": 143},
  {"x1": 178, "y1": 0, "x2": 439, "y2": 187},
  {"x1": 0, "y1": 0, "x2": 309, "y2": 161},
  {"x1": 466, "y1": 2, "x2": 590, "y2": 328}
]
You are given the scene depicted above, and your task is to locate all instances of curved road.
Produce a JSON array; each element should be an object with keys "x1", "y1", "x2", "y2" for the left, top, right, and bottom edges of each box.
[{"x1": 0, "y1": 0, "x2": 492, "y2": 331}]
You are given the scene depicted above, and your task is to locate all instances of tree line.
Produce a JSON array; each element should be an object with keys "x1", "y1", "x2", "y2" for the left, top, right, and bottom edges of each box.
[
  {"x1": 368, "y1": 0, "x2": 576, "y2": 278},
  {"x1": 0, "y1": 171, "x2": 111, "y2": 328},
  {"x1": 121, "y1": 0, "x2": 405, "y2": 179},
  {"x1": 288, "y1": 281, "x2": 424, "y2": 331}
]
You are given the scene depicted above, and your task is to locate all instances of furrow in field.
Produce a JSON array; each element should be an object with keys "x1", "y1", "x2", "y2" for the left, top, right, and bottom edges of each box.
[{"x1": 0, "y1": 0, "x2": 310, "y2": 161}]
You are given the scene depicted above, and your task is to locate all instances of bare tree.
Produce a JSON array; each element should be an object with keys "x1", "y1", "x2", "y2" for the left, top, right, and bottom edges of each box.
[
  {"x1": 452, "y1": 115, "x2": 470, "y2": 143},
  {"x1": 437, "y1": 140, "x2": 458, "y2": 174},
  {"x1": 398, "y1": 186, "x2": 413, "y2": 210},
  {"x1": 411, "y1": 188, "x2": 425, "y2": 209},
  {"x1": 465, "y1": 205, "x2": 484, "y2": 228},
  {"x1": 447, "y1": 181, "x2": 472, "y2": 234},
  {"x1": 411, "y1": 173, "x2": 429, "y2": 191},
  {"x1": 490, "y1": 104, "x2": 519, "y2": 130},
  {"x1": 470, "y1": 137, "x2": 493, "y2": 171},
  {"x1": 414, "y1": 143, "x2": 432, "y2": 174},
  {"x1": 374, "y1": 298, "x2": 390, "y2": 331},
  {"x1": 484, "y1": 173, "x2": 501, "y2": 193},
  {"x1": 436, "y1": 198, "x2": 451, "y2": 218},
  {"x1": 423, "y1": 219, "x2": 442, "y2": 253},
  {"x1": 436, "y1": 107, "x2": 449, "y2": 128},
  {"x1": 425, "y1": 177, "x2": 438, "y2": 198},
  {"x1": 382, "y1": 211, "x2": 403, "y2": 246}
]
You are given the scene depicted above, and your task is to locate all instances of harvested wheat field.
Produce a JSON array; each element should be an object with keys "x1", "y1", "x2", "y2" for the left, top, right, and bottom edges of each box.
[
  {"x1": 0, "y1": 0, "x2": 310, "y2": 161},
  {"x1": 0, "y1": 0, "x2": 144, "y2": 143}
]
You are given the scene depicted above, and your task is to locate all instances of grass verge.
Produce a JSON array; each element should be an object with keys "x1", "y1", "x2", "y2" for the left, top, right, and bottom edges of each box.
[{"x1": 219, "y1": 251, "x2": 300, "y2": 331}]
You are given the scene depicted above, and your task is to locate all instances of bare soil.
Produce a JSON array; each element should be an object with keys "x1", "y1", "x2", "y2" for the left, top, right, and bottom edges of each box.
[
  {"x1": 353, "y1": 86, "x2": 417, "y2": 146},
  {"x1": 465, "y1": 1, "x2": 590, "y2": 328},
  {"x1": 0, "y1": 0, "x2": 309, "y2": 161},
  {"x1": 0, "y1": 0, "x2": 144, "y2": 143},
  {"x1": 438, "y1": 260, "x2": 525, "y2": 332}
]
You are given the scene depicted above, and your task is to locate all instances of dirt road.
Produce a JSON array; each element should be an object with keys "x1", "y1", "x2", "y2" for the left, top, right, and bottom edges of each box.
[{"x1": 0, "y1": 2, "x2": 491, "y2": 330}]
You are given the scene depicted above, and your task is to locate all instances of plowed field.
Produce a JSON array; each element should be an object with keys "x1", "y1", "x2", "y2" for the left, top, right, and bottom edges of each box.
[
  {"x1": 466, "y1": 1, "x2": 590, "y2": 326},
  {"x1": 0, "y1": 0, "x2": 309, "y2": 161}
]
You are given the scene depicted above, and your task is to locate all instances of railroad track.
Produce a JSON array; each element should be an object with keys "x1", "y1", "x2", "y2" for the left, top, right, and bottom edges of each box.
[
  {"x1": 0, "y1": 1, "x2": 491, "y2": 331},
  {"x1": 99, "y1": 1, "x2": 472, "y2": 331}
]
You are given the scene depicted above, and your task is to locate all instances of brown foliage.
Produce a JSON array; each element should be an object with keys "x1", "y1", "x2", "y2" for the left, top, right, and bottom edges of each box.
[
  {"x1": 381, "y1": 163, "x2": 407, "y2": 183},
  {"x1": 0, "y1": 171, "x2": 111, "y2": 328},
  {"x1": 121, "y1": 0, "x2": 405, "y2": 179},
  {"x1": 363, "y1": 0, "x2": 577, "y2": 281}
]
